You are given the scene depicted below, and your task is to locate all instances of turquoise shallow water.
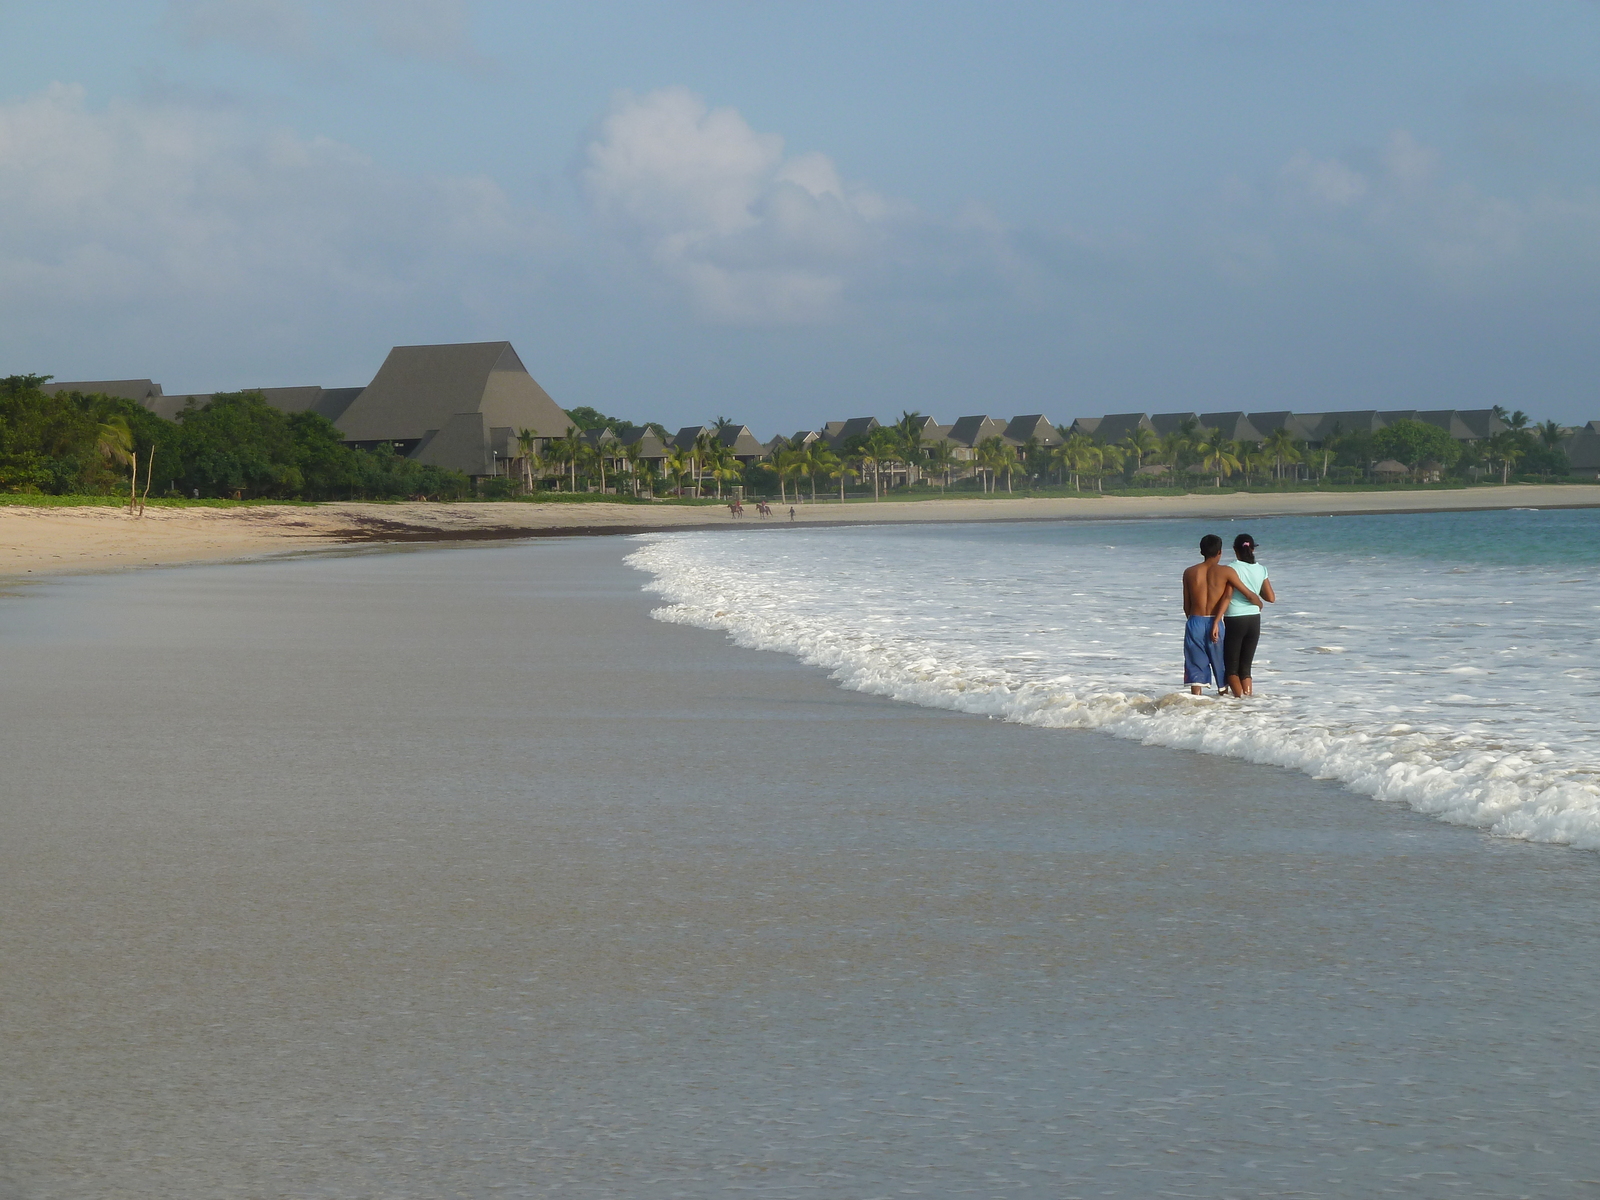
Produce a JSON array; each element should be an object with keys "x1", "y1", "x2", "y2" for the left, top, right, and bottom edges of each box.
[
  {"x1": 635, "y1": 507, "x2": 1600, "y2": 847},
  {"x1": 1, "y1": 538, "x2": 1597, "y2": 1198}
]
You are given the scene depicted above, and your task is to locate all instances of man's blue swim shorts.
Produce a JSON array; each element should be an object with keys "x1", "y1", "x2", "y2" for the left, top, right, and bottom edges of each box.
[{"x1": 1184, "y1": 614, "x2": 1225, "y2": 688}]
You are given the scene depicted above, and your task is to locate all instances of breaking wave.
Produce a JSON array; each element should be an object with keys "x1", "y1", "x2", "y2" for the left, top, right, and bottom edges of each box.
[{"x1": 626, "y1": 514, "x2": 1600, "y2": 849}]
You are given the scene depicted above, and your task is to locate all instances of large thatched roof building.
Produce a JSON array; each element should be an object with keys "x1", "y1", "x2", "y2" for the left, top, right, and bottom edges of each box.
[{"x1": 336, "y1": 342, "x2": 571, "y2": 476}]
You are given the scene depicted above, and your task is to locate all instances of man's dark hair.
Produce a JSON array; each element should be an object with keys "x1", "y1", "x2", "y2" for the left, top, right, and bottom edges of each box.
[{"x1": 1199, "y1": 534, "x2": 1223, "y2": 557}]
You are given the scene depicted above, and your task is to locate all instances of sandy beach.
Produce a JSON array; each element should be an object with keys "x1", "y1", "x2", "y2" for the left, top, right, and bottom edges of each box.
[
  {"x1": 3, "y1": 539, "x2": 1597, "y2": 1196},
  {"x1": 2, "y1": 483, "x2": 1598, "y2": 579}
]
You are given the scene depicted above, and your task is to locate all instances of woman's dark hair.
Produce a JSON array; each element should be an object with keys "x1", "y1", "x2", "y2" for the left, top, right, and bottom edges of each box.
[
  {"x1": 1200, "y1": 534, "x2": 1223, "y2": 557},
  {"x1": 1233, "y1": 534, "x2": 1257, "y2": 564}
]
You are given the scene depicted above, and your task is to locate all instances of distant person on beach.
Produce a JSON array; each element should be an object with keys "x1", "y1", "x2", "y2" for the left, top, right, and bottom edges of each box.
[
  {"x1": 788, "y1": 506, "x2": 796, "y2": 521},
  {"x1": 1224, "y1": 533, "x2": 1275, "y2": 697},
  {"x1": 1181, "y1": 534, "x2": 1262, "y2": 696}
]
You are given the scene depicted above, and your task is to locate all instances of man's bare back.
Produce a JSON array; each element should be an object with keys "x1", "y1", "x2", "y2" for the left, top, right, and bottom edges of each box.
[{"x1": 1182, "y1": 560, "x2": 1258, "y2": 618}]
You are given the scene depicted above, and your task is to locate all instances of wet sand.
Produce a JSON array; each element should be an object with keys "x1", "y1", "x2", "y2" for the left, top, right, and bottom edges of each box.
[
  {"x1": 3, "y1": 482, "x2": 1598, "y2": 579},
  {"x1": 1, "y1": 539, "x2": 1597, "y2": 1197}
]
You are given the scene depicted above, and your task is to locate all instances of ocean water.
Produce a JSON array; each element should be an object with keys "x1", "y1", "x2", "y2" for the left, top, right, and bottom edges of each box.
[{"x1": 630, "y1": 508, "x2": 1600, "y2": 849}]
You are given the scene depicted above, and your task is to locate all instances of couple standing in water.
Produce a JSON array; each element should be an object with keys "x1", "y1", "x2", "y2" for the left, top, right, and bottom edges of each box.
[{"x1": 1181, "y1": 533, "x2": 1275, "y2": 698}]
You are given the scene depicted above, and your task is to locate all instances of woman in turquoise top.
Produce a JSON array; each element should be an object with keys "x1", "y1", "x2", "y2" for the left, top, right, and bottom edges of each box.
[{"x1": 1223, "y1": 533, "x2": 1275, "y2": 697}]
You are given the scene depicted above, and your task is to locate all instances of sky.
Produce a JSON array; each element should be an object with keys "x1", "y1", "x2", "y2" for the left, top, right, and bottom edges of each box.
[{"x1": 3, "y1": 1, "x2": 1600, "y2": 434}]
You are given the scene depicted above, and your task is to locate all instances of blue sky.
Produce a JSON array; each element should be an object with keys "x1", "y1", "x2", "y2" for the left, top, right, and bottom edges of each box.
[{"x1": 3, "y1": 1, "x2": 1600, "y2": 432}]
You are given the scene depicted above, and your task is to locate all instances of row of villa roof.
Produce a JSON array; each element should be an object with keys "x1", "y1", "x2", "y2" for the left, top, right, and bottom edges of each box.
[
  {"x1": 1071, "y1": 408, "x2": 1512, "y2": 445},
  {"x1": 39, "y1": 340, "x2": 1600, "y2": 480}
]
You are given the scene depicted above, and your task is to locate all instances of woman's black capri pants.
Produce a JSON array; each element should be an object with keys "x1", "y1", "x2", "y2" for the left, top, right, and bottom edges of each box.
[{"x1": 1223, "y1": 614, "x2": 1261, "y2": 681}]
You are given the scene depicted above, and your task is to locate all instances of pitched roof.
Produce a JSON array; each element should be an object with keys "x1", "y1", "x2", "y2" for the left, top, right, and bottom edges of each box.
[
  {"x1": 717, "y1": 424, "x2": 767, "y2": 457},
  {"x1": 610, "y1": 424, "x2": 671, "y2": 458},
  {"x1": 42, "y1": 379, "x2": 163, "y2": 403},
  {"x1": 150, "y1": 393, "x2": 212, "y2": 420},
  {"x1": 1248, "y1": 411, "x2": 1318, "y2": 440},
  {"x1": 144, "y1": 385, "x2": 365, "y2": 424},
  {"x1": 672, "y1": 425, "x2": 712, "y2": 448},
  {"x1": 1413, "y1": 410, "x2": 1479, "y2": 440},
  {"x1": 1304, "y1": 410, "x2": 1385, "y2": 439},
  {"x1": 311, "y1": 387, "x2": 365, "y2": 423},
  {"x1": 945, "y1": 415, "x2": 1008, "y2": 447},
  {"x1": 824, "y1": 416, "x2": 881, "y2": 447},
  {"x1": 1068, "y1": 416, "x2": 1102, "y2": 437},
  {"x1": 1149, "y1": 412, "x2": 1199, "y2": 437},
  {"x1": 411, "y1": 412, "x2": 493, "y2": 475},
  {"x1": 335, "y1": 342, "x2": 570, "y2": 447},
  {"x1": 1566, "y1": 428, "x2": 1600, "y2": 471},
  {"x1": 1448, "y1": 409, "x2": 1507, "y2": 439},
  {"x1": 1003, "y1": 415, "x2": 1062, "y2": 445},
  {"x1": 1199, "y1": 412, "x2": 1262, "y2": 442},
  {"x1": 1092, "y1": 413, "x2": 1156, "y2": 444}
]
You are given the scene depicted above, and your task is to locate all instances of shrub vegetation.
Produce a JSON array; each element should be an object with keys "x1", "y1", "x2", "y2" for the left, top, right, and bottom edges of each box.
[{"x1": 0, "y1": 376, "x2": 470, "y2": 499}]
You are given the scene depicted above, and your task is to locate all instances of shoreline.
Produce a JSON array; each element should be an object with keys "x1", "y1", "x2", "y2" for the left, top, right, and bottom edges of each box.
[
  {"x1": 3, "y1": 482, "x2": 1597, "y2": 580},
  {"x1": 5, "y1": 537, "x2": 1598, "y2": 1195}
]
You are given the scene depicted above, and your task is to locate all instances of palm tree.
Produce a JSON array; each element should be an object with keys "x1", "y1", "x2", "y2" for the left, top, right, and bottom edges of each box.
[
  {"x1": 629, "y1": 445, "x2": 658, "y2": 497},
  {"x1": 1078, "y1": 444, "x2": 1105, "y2": 492},
  {"x1": 515, "y1": 428, "x2": 540, "y2": 492},
  {"x1": 96, "y1": 417, "x2": 136, "y2": 511},
  {"x1": 1506, "y1": 409, "x2": 1529, "y2": 432},
  {"x1": 1052, "y1": 433, "x2": 1097, "y2": 491},
  {"x1": 692, "y1": 430, "x2": 718, "y2": 494},
  {"x1": 1486, "y1": 430, "x2": 1523, "y2": 484},
  {"x1": 894, "y1": 411, "x2": 927, "y2": 486},
  {"x1": 1241, "y1": 446, "x2": 1271, "y2": 486},
  {"x1": 664, "y1": 447, "x2": 692, "y2": 497},
  {"x1": 591, "y1": 434, "x2": 617, "y2": 492},
  {"x1": 773, "y1": 447, "x2": 805, "y2": 504},
  {"x1": 711, "y1": 415, "x2": 737, "y2": 436},
  {"x1": 706, "y1": 443, "x2": 741, "y2": 498},
  {"x1": 806, "y1": 445, "x2": 840, "y2": 501},
  {"x1": 1194, "y1": 431, "x2": 1241, "y2": 489},
  {"x1": 1120, "y1": 427, "x2": 1159, "y2": 472},
  {"x1": 1158, "y1": 430, "x2": 1191, "y2": 476},
  {"x1": 616, "y1": 438, "x2": 643, "y2": 496},
  {"x1": 1537, "y1": 419, "x2": 1568, "y2": 451},
  {"x1": 867, "y1": 427, "x2": 901, "y2": 493},
  {"x1": 975, "y1": 435, "x2": 1015, "y2": 493},
  {"x1": 853, "y1": 442, "x2": 882, "y2": 499},
  {"x1": 1097, "y1": 443, "x2": 1127, "y2": 490},
  {"x1": 923, "y1": 439, "x2": 959, "y2": 490},
  {"x1": 826, "y1": 454, "x2": 858, "y2": 500},
  {"x1": 1262, "y1": 427, "x2": 1301, "y2": 482},
  {"x1": 552, "y1": 426, "x2": 584, "y2": 492},
  {"x1": 789, "y1": 442, "x2": 819, "y2": 500}
]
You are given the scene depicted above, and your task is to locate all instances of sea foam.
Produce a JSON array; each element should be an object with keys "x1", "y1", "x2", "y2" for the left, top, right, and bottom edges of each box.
[{"x1": 627, "y1": 516, "x2": 1600, "y2": 849}]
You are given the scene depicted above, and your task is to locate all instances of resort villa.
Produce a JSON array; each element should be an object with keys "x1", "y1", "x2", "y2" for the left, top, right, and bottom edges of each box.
[{"x1": 43, "y1": 340, "x2": 1600, "y2": 487}]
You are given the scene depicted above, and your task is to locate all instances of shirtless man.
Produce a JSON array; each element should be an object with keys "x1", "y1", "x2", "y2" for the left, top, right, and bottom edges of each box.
[{"x1": 1181, "y1": 534, "x2": 1262, "y2": 696}]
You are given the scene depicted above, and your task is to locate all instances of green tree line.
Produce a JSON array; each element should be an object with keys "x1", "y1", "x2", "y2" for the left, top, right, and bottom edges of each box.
[{"x1": 0, "y1": 375, "x2": 470, "y2": 499}]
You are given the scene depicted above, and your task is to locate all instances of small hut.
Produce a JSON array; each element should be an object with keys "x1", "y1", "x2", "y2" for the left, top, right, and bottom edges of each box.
[{"x1": 1372, "y1": 459, "x2": 1409, "y2": 481}]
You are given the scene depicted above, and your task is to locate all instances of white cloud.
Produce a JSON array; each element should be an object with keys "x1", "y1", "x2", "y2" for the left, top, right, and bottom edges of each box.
[
  {"x1": 1204, "y1": 129, "x2": 1600, "y2": 297},
  {"x1": 0, "y1": 83, "x2": 558, "y2": 378},
  {"x1": 1280, "y1": 150, "x2": 1369, "y2": 208},
  {"x1": 579, "y1": 87, "x2": 1010, "y2": 324},
  {"x1": 167, "y1": 0, "x2": 486, "y2": 70}
]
